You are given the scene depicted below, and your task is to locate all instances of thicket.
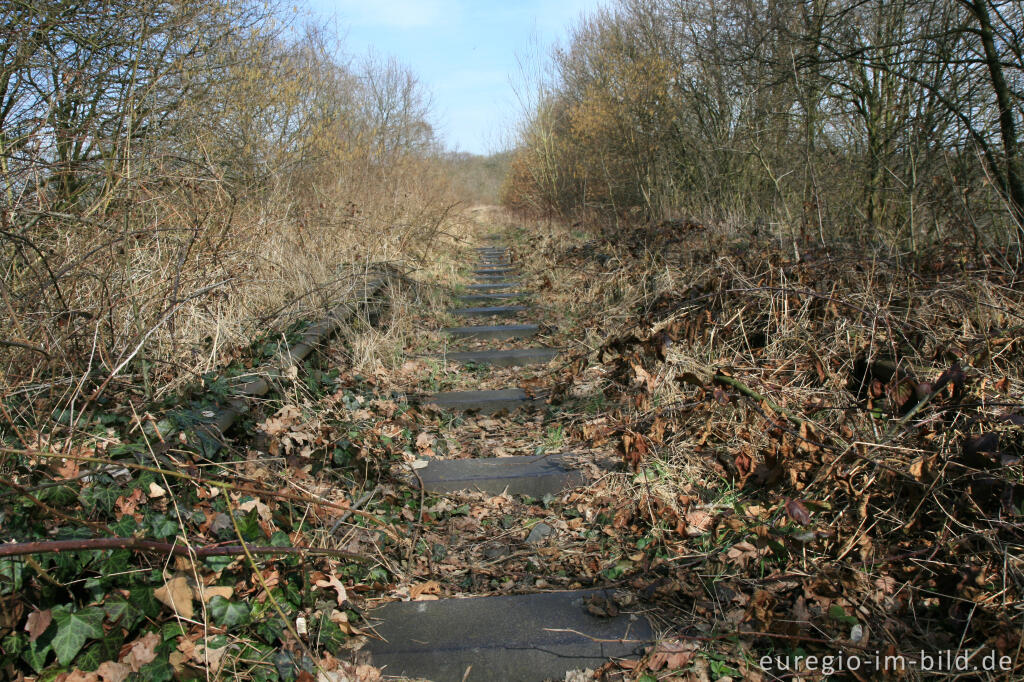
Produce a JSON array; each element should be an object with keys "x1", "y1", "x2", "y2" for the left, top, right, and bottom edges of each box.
[
  {"x1": 0, "y1": 2, "x2": 463, "y2": 677},
  {"x1": 504, "y1": 0, "x2": 1024, "y2": 255},
  {"x1": 442, "y1": 151, "x2": 512, "y2": 206},
  {"x1": 1, "y1": 0, "x2": 457, "y2": 402}
]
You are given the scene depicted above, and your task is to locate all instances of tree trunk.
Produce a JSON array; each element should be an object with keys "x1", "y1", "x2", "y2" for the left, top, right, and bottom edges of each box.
[{"x1": 968, "y1": 0, "x2": 1024, "y2": 230}]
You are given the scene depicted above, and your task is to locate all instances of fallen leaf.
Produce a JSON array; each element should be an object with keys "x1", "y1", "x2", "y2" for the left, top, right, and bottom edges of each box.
[
  {"x1": 734, "y1": 450, "x2": 753, "y2": 479},
  {"x1": 315, "y1": 574, "x2": 349, "y2": 606},
  {"x1": 97, "y1": 661, "x2": 131, "y2": 682},
  {"x1": 260, "y1": 405, "x2": 303, "y2": 436},
  {"x1": 317, "y1": 662, "x2": 383, "y2": 682},
  {"x1": 191, "y1": 644, "x2": 228, "y2": 673},
  {"x1": 330, "y1": 609, "x2": 362, "y2": 635},
  {"x1": 25, "y1": 608, "x2": 51, "y2": 642},
  {"x1": 54, "y1": 458, "x2": 80, "y2": 480},
  {"x1": 114, "y1": 488, "x2": 146, "y2": 520},
  {"x1": 194, "y1": 585, "x2": 234, "y2": 604},
  {"x1": 168, "y1": 651, "x2": 188, "y2": 674},
  {"x1": 631, "y1": 362, "x2": 657, "y2": 392},
  {"x1": 647, "y1": 639, "x2": 696, "y2": 670},
  {"x1": 584, "y1": 595, "x2": 619, "y2": 617},
  {"x1": 684, "y1": 510, "x2": 714, "y2": 536},
  {"x1": 154, "y1": 576, "x2": 194, "y2": 619},
  {"x1": 120, "y1": 631, "x2": 159, "y2": 672},
  {"x1": 785, "y1": 499, "x2": 811, "y2": 525},
  {"x1": 148, "y1": 481, "x2": 166, "y2": 498},
  {"x1": 409, "y1": 580, "x2": 441, "y2": 601},
  {"x1": 238, "y1": 498, "x2": 273, "y2": 523},
  {"x1": 415, "y1": 431, "x2": 434, "y2": 452},
  {"x1": 726, "y1": 541, "x2": 759, "y2": 567}
]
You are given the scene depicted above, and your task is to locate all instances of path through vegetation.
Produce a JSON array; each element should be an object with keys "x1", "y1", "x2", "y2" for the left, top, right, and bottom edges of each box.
[{"x1": 360, "y1": 239, "x2": 653, "y2": 680}]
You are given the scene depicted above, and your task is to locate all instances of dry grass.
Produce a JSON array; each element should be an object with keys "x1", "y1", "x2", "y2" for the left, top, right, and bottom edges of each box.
[{"x1": 0, "y1": 157, "x2": 470, "y2": 419}]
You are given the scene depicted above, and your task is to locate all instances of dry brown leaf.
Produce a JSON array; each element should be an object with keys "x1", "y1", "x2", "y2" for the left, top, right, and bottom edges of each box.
[
  {"x1": 114, "y1": 488, "x2": 145, "y2": 520},
  {"x1": 97, "y1": 661, "x2": 131, "y2": 682},
  {"x1": 725, "y1": 541, "x2": 758, "y2": 567},
  {"x1": 64, "y1": 672, "x2": 99, "y2": 682},
  {"x1": 260, "y1": 405, "x2": 302, "y2": 436},
  {"x1": 24, "y1": 608, "x2": 51, "y2": 642},
  {"x1": 238, "y1": 498, "x2": 273, "y2": 523},
  {"x1": 315, "y1": 574, "x2": 349, "y2": 606},
  {"x1": 409, "y1": 580, "x2": 441, "y2": 601},
  {"x1": 329, "y1": 609, "x2": 362, "y2": 635},
  {"x1": 684, "y1": 510, "x2": 714, "y2": 537},
  {"x1": 154, "y1": 576, "x2": 194, "y2": 619},
  {"x1": 54, "y1": 458, "x2": 80, "y2": 480},
  {"x1": 317, "y1": 661, "x2": 383, "y2": 682},
  {"x1": 631, "y1": 362, "x2": 658, "y2": 392},
  {"x1": 191, "y1": 644, "x2": 228, "y2": 673},
  {"x1": 193, "y1": 585, "x2": 234, "y2": 604},
  {"x1": 168, "y1": 651, "x2": 189, "y2": 673},
  {"x1": 647, "y1": 639, "x2": 696, "y2": 671},
  {"x1": 120, "y1": 631, "x2": 160, "y2": 672},
  {"x1": 415, "y1": 431, "x2": 435, "y2": 457}
]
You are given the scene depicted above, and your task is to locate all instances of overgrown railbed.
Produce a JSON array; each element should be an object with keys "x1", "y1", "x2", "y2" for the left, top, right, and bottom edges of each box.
[
  {"x1": 507, "y1": 217, "x2": 1023, "y2": 679},
  {"x1": 0, "y1": 274, "x2": 414, "y2": 680}
]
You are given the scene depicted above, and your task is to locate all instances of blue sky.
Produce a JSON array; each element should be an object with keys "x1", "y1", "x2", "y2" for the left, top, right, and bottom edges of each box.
[{"x1": 303, "y1": 0, "x2": 605, "y2": 155}]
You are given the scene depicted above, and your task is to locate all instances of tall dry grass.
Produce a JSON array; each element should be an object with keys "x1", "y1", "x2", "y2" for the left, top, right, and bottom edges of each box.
[{"x1": 0, "y1": 4, "x2": 467, "y2": 434}]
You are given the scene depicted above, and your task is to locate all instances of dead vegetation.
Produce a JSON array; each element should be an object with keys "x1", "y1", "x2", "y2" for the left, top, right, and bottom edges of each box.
[
  {"x1": 497, "y1": 212, "x2": 1024, "y2": 679},
  {"x1": 0, "y1": 3, "x2": 476, "y2": 677}
]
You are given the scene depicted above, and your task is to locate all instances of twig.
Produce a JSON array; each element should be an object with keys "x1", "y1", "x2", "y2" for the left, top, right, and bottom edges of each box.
[
  {"x1": 406, "y1": 462, "x2": 426, "y2": 568},
  {"x1": 0, "y1": 475, "x2": 109, "y2": 532},
  {"x1": 712, "y1": 372, "x2": 806, "y2": 426},
  {"x1": 225, "y1": 492, "x2": 328, "y2": 678},
  {"x1": 328, "y1": 485, "x2": 380, "y2": 535},
  {"x1": 0, "y1": 447, "x2": 402, "y2": 541},
  {"x1": 0, "y1": 537, "x2": 369, "y2": 562},
  {"x1": 0, "y1": 339, "x2": 50, "y2": 357}
]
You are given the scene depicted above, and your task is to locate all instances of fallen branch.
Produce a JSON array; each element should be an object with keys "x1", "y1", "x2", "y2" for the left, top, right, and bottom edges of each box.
[
  {"x1": 0, "y1": 537, "x2": 369, "y2": 563},
  {"x1": 712, "y1": 372, "x2": 806, "y2": 426},
  {"x1": 0, "y1": 339, "x2": 50, "y2": 357}
]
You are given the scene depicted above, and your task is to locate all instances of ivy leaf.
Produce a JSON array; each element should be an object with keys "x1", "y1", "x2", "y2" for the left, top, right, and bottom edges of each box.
[
  {"x1": 828, "y1": 604, "x2": 858, "y2": 626},
  {"x1": 79, "y1": 485, "x2": 120, "y2": 514},
  {"x1": 130, "y1": 587, "x2": 161, "y2": 619},
  {"x1": 104, "y1": 598, "x2": 143, "y2": 629},
  {"x1": 149, "y1": 514, "x2": 180, "y2": 539},
  {"x1": 139, "y1": 656, "x2": 175, "y2": 682},
  {"x1": 76, "y1": 635, "x2": 122, "y2": 672},
  {"x1": 51, "y1": 605, "x2": 105, "y2": 665},
  {"x1": 20, "y1": 637, "x2": 51, "y2": 673},
  {"x1": 208, "y1": 596, "x2": 250, "y2": 627}
]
